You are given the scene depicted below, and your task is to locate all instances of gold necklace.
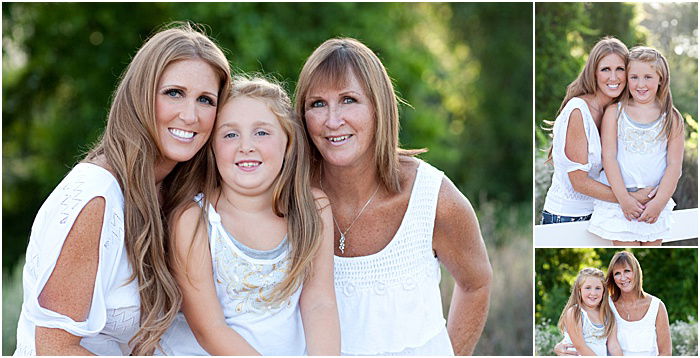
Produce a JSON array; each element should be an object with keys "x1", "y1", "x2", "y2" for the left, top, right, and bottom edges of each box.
[{"x1": 319, "y1": 177, "x2": 380, "y2": 254}]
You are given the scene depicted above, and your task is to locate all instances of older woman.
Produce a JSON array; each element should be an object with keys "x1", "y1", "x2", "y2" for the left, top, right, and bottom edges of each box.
[
  {"x1": 294, "y1": 37, "x2": 492, "y2": 355},
  {"x1": 14, "y1": 23, "x2": 231, "y2": 355},
  {"x1": 555, "y1": 251, "x2": 672, "y2": 355},
  {"x1": 541, "y1": 37, "x2": 656, "y2": 227}
]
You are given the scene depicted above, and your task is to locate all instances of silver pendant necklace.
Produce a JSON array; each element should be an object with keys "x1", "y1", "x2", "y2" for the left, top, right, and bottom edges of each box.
[{"x1": 320, "y1": 177, "x2": 380, "y2": 254}]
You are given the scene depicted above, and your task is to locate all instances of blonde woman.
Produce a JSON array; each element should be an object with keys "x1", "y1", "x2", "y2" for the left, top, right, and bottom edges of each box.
[
  {"x1": 159, "y1": 76, "x2": 339, "y2": 355},
  {"x1": 555, "y1": 251, "x2": 672, "y2": 356},
  {"x1": 541, "y1": 37, "x2": 656, "y2": 225},
  {"x1": 14, "y1": 23, "x2": 231, "y2": 355},
  {"x1": 294, "y1": 37, "x2": 492, "y2": 355}
]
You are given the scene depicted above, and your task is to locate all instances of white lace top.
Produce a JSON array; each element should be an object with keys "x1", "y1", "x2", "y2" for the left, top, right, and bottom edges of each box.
[
  {"x1": 543, "y1": 97, "x2": 603, "y2": 216},
  {"x1": 598, "y1": 103, "x2": 667, "y2": 189},
  {"x1": 562, "y1": 307, "x2": 608, "y2": 356},
  {"x1": 609, "y1": 295, "x2": 661, "y2": 356},
  {"x1": 158, "y1": 196, "x2": 306, "y2": 356},
  {"x1": 15, "y1": 163, "x2": 140, "y2": 356},
  {"x1": 334, "y1": 160, "x2": 453, "y2": 355}
]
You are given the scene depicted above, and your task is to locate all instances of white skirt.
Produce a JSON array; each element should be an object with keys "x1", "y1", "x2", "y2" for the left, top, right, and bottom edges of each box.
[{"x1": 588, "y1": 198, "x2": 675, "y2": 241}]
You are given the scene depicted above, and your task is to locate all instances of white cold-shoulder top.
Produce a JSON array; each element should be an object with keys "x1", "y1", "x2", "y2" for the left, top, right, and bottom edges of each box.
[
  {"x1": 15, "y1": 163, "x2": 139, "y2": 356},
  {"x1": 543, "y1": 97, "x2": 603, "y2": 216}
]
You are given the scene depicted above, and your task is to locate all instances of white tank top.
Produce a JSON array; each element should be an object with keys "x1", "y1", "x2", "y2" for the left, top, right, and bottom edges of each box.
[
  {"x1": 609, "y1": 295, "x2": 661, "y2": 356},
  {"x1": 159, "y1": 196, "x2": 306, "y2": 355},
  {"x1": 598, "y1": 103, "x2": 667, "y2": 189},
  {"x1": 562, "y1": 307, "x2": 608, "y2": 356},
  {"x1": 334, "y1": 160, "x2": 453, "y2": 355}
]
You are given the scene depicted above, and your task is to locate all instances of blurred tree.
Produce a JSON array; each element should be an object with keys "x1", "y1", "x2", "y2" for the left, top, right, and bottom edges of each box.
[
  {"x1": 536, "y1": 248, "x2": 698, "y2": 325},
  {"x1": 2, "y1": 3, "x2": 532, "y2": 266}
]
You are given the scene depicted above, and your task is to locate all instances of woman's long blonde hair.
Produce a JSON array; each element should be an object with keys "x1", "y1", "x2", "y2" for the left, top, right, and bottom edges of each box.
[
  {"x1": 84, "y1": 22, "x2": 231, "y2": 355},
  {"x1": 177, "y1": 75, "x2": 323, "y2": 303},
  {"x1": 545, "y1": 37, "x2": 629, "y2": 161},
  {"x1": 557, "y1": 267, "x2": 616, "y2": 338},
  {"x1": 294, "y1": 37, "x2": 425, "y2": 194},
  {"x1": 619, "y1": 46, "x2": 684, "y2": 140}
]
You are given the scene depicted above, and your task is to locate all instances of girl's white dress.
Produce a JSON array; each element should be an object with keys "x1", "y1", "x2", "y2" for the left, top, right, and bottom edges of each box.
[
  {"x1": 562, "y1": 307, "x2": 608, "y2": 356},
  {"x1": 334, "y1": 160, "x2": 454, "y2": 355},
  {"x1": 609, "y1": 295, "x2": 661, "y2": 356},
  {"x1": 588, "y1": 104, "x2": 675, "y2": 241},
  {"x1": 14, "y1": 163, "x2": 140, "y2": 355},
  {"x1": 158, "y1": 195, "x2": 306, "y2": 355},
  {"x1": 543, "y1": 97, "x2": 603, "y2": 216}
]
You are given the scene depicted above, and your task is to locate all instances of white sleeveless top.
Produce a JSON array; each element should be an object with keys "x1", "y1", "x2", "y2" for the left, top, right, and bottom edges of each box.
[
  {"x1": 609, "y1": 295, "x2": 661, "y2": 356},
  {"x1": 598, "y1": 103, "x2": 668, "y2": 189},
  {"x1": 15, "y1": 163, "x2": 140, "y2": 356},
  {"x1": 334, "y1": 160, "x2": 453, "y2": 355},
  {"x1": 543, "y1": 97, "x2": 603, "y2": 216},
  {"x1": 562, "y1": 307, "x2": 608, "y2": 356},
  {"x1": 589, "y1": 104, "x2": 675, "y2": 241},
  {"x1": 159, "y1": 196, "x2": 306, "y2": 356}
]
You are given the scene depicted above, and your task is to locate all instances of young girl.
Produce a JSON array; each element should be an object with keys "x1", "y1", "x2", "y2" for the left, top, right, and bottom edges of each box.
[
  {"x1": 558, "y1": 268, "x2": 622, "y2": 356},
  {"x1": 158, "y1": 76, "x2": 340, "y2": 355},
  {"x1": 588, "y1": 46, "x2": 684, "y2": 245}
]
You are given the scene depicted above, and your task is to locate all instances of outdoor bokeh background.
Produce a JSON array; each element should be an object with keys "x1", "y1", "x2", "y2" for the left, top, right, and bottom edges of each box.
[
  {"x1": 534, "y1": 2, "x2": 698, "y2": 243},
  {"x1": 2, "y1": 3, "x2": 533, "y2": 355},
  {"x1": 535, "y1": 248, "x2": 698, "y2": 356}
]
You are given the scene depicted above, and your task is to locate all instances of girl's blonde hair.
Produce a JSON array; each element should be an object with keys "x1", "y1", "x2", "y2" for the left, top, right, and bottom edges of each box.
[
  {"x1": 294, "y1": 37, "x2": 425, "y2": 194},
  {"x1": 620, "y1": 46, "x2": 684, "y2": 140},
  {"x1": 606, "y1": 251, "x2": 645, "y2": 302},
  {"x1": 183, "y1": 75, "x2": 323, "y2": 304},
  {"x1": 557, "y1": 267, "x2": 616, "y2": 338},
  {"x1": 84, "y1": 22, "x2": 231, "y2": 355},
  {"x1": 546, "y1": 37, "x2": 629, "y2": 161}
]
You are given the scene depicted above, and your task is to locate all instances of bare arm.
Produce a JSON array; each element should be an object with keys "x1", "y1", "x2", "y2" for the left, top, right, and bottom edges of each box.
[
  {"x1": 35, "y1": 197, "x2": 105, "y2": 356},
  {"x1": 639, "y1": 117, "x2": 684, "y2": 224},
  {"x1": 655, "y1": 301, "x2": 672, "y2": 356},
  {"x1": 170, "y1": 205, "x2": 259, "y2": 356},
  {"x1": 606, "y1": 323, "x2": 623, "y2": 356},
  {"x1": 565, "y1": 109, "x2": 654, "y2": 206},
  {"x1": 299, "y1": 189, "x2": 340, "y2": 355},
  {"x1": 433, "y1": 176, "x2": 491, "y2": 355},
  {"x1": 562, "y1": 308, "x2": 598, "y2": 356}
]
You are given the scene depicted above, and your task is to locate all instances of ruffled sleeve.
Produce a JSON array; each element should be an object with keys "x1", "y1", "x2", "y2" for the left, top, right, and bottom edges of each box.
[
  {"x1": 551, "y1": 97, "x2": 594, "y2": 173},
  {"x1": 21, "y1": 164, "x2": 124, "y2": 337}
]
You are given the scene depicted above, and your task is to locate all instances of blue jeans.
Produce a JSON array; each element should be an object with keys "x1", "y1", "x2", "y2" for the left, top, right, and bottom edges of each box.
[{"x1": 540, "y1": 210, "x2": 592, "y2": 225}]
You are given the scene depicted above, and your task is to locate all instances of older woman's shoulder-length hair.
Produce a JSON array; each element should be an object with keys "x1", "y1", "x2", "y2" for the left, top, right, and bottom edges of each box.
[
  {"x1": 605, "y1": 251, "x2": 645, "y2": 301},
  {"x1": 294, "y1": 37, "x2": 425, "y2": 194},
  {"x1": 85, "y1": 21, "x2": 231, "y2": 355}
]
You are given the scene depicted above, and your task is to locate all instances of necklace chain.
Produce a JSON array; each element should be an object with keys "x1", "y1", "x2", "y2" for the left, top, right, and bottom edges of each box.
[
  {"x1": 620, "y1": 298, "x2": 638, "y2": 320},
  {"x1": 320, "y1": 176, "x2": 380, "y2": 254}
]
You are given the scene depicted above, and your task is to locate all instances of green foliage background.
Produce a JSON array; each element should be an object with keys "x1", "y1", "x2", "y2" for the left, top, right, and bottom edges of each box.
[
  {"x1": 534, "y1": 2, "x2": 698, "y2": 219},
  {"x1": 535, "y1": 248, "x2": 698, "y2": 325},
  {"x1": 2, "y1": 3, "x2": 533, "y2": 355}
]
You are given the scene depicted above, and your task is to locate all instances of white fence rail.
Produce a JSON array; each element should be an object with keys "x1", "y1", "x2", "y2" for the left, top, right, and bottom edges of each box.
[{"x1": 535, "y1": 208, "x2": 698, "y2": 247}]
